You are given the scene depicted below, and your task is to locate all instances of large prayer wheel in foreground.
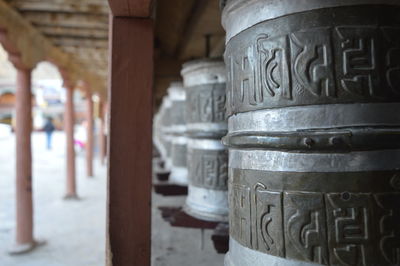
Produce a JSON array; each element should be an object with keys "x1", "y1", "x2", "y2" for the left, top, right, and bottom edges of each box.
[
  {"x1": 222, "y1": 1, "x2": 400, "y2": 265},
  {"x1": 181, "y1": 59, "x2": 229, "y2": 222}
]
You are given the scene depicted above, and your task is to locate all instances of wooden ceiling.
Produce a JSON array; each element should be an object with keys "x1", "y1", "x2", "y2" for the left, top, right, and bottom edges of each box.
[
  {"x1": 0, "y1": 0, "x2": 109, "y2": 96},
  {"x1": 154, "y1": 0, "x2": 225, "y2": 105},
  {"x1": 0, "y1": 0, "x2": 225, "y2": 102}
]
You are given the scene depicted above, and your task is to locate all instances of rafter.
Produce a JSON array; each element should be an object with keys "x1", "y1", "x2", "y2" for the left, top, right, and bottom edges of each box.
[
  {"x1": 22, "y1": 12, "x2": 108, "y2": 29},
  {"x1": 8, "y1": 0, "x2": 109, "y2": 15}
]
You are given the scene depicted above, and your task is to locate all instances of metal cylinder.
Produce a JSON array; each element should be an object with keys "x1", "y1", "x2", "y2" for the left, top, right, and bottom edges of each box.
[
  {"x1": 181, "y1": 59, "x2": 229, "y2": 222},
  {"x1": 165, "y1": 82, "x2": 188, "y2": 185},
  {"x1": 158, "y1": 96, "x2": 173, "y2": 171},
  {"x1": 222, "y1": 1, "x2": 400, "y2": 265}
]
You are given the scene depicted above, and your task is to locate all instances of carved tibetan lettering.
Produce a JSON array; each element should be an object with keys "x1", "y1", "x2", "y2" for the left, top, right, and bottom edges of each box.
[
  {"x1": 336, "y1": 27, "x2": 381, "y2": 97},
  {"x1": 198, "y1": 89, "x2": 213, "y2": 122},
  {"x1": 231, "y1": 184, "x2": 252, "y2": 247},
  {"x1": 375, "y1": 193, "x2": 400, "y2": 265},
  {"x1": 229, "y1": 45, "x2": 259, "y2": 108},
  {"x1": 203, "y1": 154, "x2": 218, "y2": 187},
  {"x1": 326, "y1": 193, "x2": 374, "y2": 266},
  {"x1": 186, "y1": 88, "x2": 199, "y2": 123},
  {"x1": 257, "y1": 34, "x2": 291, "y2": 100},
  {"x1": 382, "y1": 27, "x2": 400, "y2": 95},
  {"x1": 212, "y1": 87, "x2": 226, "y2": 122},
  {"x1": 253, "y1": 183, "x2": 284, "y2": 257},
  {"x1": 217, "y1": 152, "x2": 228, "y2": 189},
  {"x1": 188, "y1": 149, "x2": 227, "y2": 190},
  {"x1": 284, "y1": 192, "x2": 328, "y2": 264},
  {"x1": 291, "y1": 28, "x2": 335, "y2": 98}
]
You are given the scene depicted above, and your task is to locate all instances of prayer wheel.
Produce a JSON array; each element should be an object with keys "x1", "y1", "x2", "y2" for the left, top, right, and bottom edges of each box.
[
  {"x1": 166, "y1": 82, "x2": 188, "y2": 185},
  {"x1": 181, "y1": 59, "x2": 229, "y2": 222},
  {"x1": 222, "y1": 1, "x2": 400, "y2": 265},
  {"x1": 159, "y1": 96, "x2": 173, "y2": 171}
]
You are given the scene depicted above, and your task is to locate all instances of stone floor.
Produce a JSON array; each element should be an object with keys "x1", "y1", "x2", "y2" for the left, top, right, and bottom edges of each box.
[
  {"x1": 0, "y1": 131, "x2": 224, "y2": 266},
  {"x1": 0, "y1": 132, "x2": 106, "y2": 266}
]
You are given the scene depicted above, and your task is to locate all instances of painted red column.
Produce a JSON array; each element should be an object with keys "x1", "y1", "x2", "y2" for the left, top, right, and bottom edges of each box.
[
  {"x1": 107, "y1": 17, "x2": 153, "y2": 266},
  {"x1": 86, "y1": 92, "x2": 94, "y2": 177},
  {"x1": 64, "y1": 87, "x2": 77, "y2": 198},
  {"x1": 11, "y1": 67, "x2": 36, "y2": 254}
]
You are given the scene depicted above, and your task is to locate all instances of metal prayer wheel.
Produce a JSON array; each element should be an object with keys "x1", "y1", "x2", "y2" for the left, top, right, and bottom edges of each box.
[
  {"x1": 222, "y1": 1, "x2": 400, "y2": 265},
  {"x1": 159, "y1": 96, "x2": 173, "y2": 171},
  {"x1": 153, "y1": 103, "x2": 165, "y2": 158},
  {"x1": 181, "y1": 59, "x2": 229, "y2": 222},
  {"x1": 165, "y1": 82, "x2": 188, "y2": 185}
]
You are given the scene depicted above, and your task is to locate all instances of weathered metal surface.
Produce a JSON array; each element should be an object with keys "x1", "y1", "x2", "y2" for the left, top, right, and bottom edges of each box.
[
  {"x1": 181, "y1": 59, "x2": 229, "y2": 222},
  {"x1": 222, "y1": 2, "x2": 400, "y2": 266}
]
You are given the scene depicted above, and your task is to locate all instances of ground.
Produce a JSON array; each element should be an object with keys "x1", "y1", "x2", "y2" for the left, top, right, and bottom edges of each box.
[{"x1": 0, "y1": 131, "x2": 224, "y2": 266}]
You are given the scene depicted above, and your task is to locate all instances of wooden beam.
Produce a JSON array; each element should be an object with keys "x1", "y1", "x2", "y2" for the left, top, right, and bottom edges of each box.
[
  {"x1": 107, "y1": 16, "x2": 153, "y2": 266},
  {"x1": 51, "y1": 36, "x2": 108, "y2": 49},
  {"x1": 107, "y1": 0, "x2": 153, "y2": 17},
  {"x1": 10, "y1": 0, "x2": 110, "y2": 15},
  {"x1": 38, "y1": 25, "x2": 108, "y2": 39},
  {"x1": 23, "y1": 12, "x2": 108, "y2": 29}
]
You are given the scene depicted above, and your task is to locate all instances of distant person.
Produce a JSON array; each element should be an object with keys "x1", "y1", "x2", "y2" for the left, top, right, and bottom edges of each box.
[{"x1": 43, "y1": 118, "x2": 56, "y2": 150}]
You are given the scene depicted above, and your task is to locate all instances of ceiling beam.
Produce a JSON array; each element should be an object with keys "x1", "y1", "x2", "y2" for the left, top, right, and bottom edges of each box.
[
  {"x1": 22, "y1": 11, "x2": 108, "y2": 29},
  {"x1": 38, "y1": 25, "x2": 108, "y2": 39},
  {"x1": 9, "y1": 0, "x2": 110, "y2": 15},
  {"x1": 51, "y1": 36, "x2": 108, "y2": 48}
]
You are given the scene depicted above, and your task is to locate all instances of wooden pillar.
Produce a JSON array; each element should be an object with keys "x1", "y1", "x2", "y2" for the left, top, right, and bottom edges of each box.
[
  {"x1": 99, "y1": 101, "x2": 107, "y2": 166},
  {"x1": 64, "y1": 87, "x2": 77, "y2": 198},
  {"x1": 107, "y1": 17, "x2": 153, "y2": 266},
  {"x1": 86, "y1": 91, "x2": 94, "y2": 177},
  {"x1": 11, "y1": 67, "x2": 36, "y2": 254}
]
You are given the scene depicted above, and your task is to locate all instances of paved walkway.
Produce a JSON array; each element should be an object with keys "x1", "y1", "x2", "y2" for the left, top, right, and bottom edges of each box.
[
  {"x1": 0, "y1": 132, "x2": 106, "y2": 266},
  {"x1": 0, "y1": 131, "x2": 224, "y2": 266}
]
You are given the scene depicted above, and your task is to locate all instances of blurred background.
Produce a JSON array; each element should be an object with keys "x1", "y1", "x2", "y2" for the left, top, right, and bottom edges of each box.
[{"x1": 0, "y1": 0, "x2": 226, "y2": 265}]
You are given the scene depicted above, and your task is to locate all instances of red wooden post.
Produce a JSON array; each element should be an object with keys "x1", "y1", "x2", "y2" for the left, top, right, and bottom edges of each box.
[
  {"x1": 10, "y1": 67, "x2": 37, "y2": 254},
  {"x1": 64, "y1": 86, "x2": 77, "y2": 198},
  {"x1": 86, "y1": 91, "x2": 94, "y2": 177},
  {"x1": 106, "y1": 16, "x2": 153, "y2": 266}
]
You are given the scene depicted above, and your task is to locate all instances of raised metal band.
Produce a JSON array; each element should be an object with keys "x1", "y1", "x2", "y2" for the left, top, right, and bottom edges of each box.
[
  {"x1": 229, "y1": 149, "x2": 400, "y2": 172},
  {"x1": 224, "y1": 6, "x2": 400, "y2": 115},
  {"x1": 184, "y1": 186, "x2": 229, "y2": 222},
  {"x1": 187, "y1": 138, "x2": 225, "y2": 150},
  {"x1": 222, "y1": 0, "x2": 400, "y2": 41},
  {"x1": 223, "y1": 128, "x2": 400, "y2": 152},
  {"x1": 228, "y1": 103, "x2": 400, "y2": 133},
  {"x1": 225, "y1": 238, "x2": 318, "y2": 266}
]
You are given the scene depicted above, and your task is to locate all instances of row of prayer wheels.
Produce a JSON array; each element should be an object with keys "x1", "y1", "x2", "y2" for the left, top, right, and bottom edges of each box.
[
  {"x1": 154, "y1": 58, "x2": 229, "y2": 222},
  {"x1": 154, "y1": 0, "x2": 400, "y2": 265}
]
